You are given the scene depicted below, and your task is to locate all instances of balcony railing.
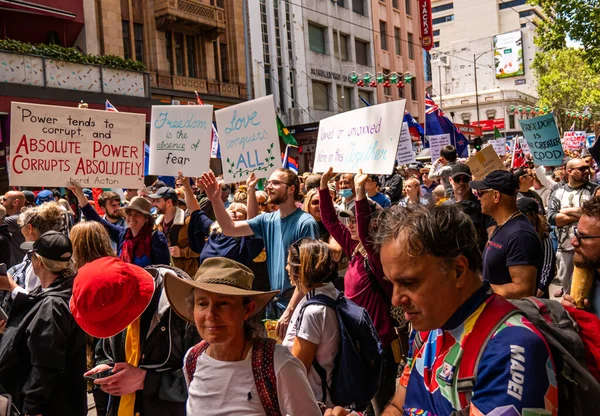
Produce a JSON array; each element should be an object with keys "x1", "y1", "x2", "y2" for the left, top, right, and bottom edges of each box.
[
  {"x1": 151, "y1": 73, "x2": 247, "y2": 99},
  {"x1": 155, "y1": 0, "x2": 225, "y2": 33},
  {"x1": 0, "y1": 50, "x2": 150, "y2": 98}
]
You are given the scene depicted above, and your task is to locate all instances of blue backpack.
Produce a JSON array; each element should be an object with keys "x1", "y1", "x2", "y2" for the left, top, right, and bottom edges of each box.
[{"x1": 297, "y1": 292, "x2": 383, "y2": 410}]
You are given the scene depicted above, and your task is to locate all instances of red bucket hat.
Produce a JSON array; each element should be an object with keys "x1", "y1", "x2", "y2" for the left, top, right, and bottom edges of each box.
[{"x1": 70, "y1": 257, "x2": 155, "y2": 338}]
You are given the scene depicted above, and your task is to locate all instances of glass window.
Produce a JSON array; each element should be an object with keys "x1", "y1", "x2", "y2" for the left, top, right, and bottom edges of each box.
[
  {"x1": 432, "y1": 15, "x2": 454, "y2": 25},
  {"x1": 165, "y1": 31, "x2": 172, "y2": 74},
  {"x1": 405, "y1": 0, "x2": 411, "y2": 16},
  {"x1": 174, "y1": 32, "x2": 184, "y2": 76},
  {"x1": 394, "y1": 27, "x2": 401, "y2": 55},
  {"x1": 434, "y1": 41, "x2": 440, "y2": 48},
  {"x1": 392, "y1": 0, "x2": 399, "y2": 8},
  {"x1": 431, "y1": 3, "x2": 453, "y2": 13},
  {"x1": 333, "y1": 32, "x2": 349, "y2": 61},
  {"x1": 353, "y1": 0, "x2": 365, "y2": 16},
  {"x1": 509, "y1": 114, "x2": 515, "y2": 129},
  {"x1": 358, "y1": 90, "x2": 373, "y2": 107},
  {"x1": 187, "y1": 35, "x2": 197, "y2": 78},
  {"x1": 312, "y1": 81, "x2": 330, "y2": 111},
  {"x1": 380, "y1": 21, "x2": 388, "y2": 51},
  {"x1": 407, "y1": 33, "x2": 414, "y2": 59},
  {"x1": 336, "y1": 85, "x2": 353, "y2": 111},
  {"x1": 220, "y1": 43, "x2": 229, "y2": 82},
  {"x1": 308, "y1": 24, "x2": 326, "y2": 54},
  {"x1": 411, "y1": 82, "x2": 417, "y2": 101},
  {"x1": 134, "y1": 23, "x2": 144, "y2": 63},
  {"x1": 122, "y1": 20, "x2": 131, "y2": 60},
  {"x1": 355, "y1": 39, "x2": 369, "y2": 66},
  {"x1": 337, "y1": 0, "x2": 345, "y2": 6}
]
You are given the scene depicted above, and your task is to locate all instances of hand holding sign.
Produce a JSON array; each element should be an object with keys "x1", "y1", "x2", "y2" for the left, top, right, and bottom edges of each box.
[
  {"x1": 246, "y1": 173, "x2": 259, "y2": 190},
  {"x1": 198, "y1": 171, "x2": 222, "y2": 202}
]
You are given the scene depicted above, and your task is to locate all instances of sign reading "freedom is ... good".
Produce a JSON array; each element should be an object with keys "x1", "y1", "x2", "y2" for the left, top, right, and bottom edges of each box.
[{"x1": 9, "y1": 102, "x2": 145, "y2": 188}]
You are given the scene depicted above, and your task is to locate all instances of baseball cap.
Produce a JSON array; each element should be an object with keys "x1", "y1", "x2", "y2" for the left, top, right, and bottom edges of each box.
[
  {"x1": 22, "y1": 190, "x2": 35, "y2": 205},
  {"x1": 470, "y1": 170, "x2": 518, "y2": 196},
  {"x1": 21, "y1": 230, "x2": 72, "y2": 262},
  {"x1": 35, "y1": 189, "x2": 54, "y2": 205},
  {"x1": 517, "y1": 197, "x2": 540, "y2": 215},
  {"x1": 148, "y1": 186, "x2": 178, "y2": 201},
  {"x1": 451, "y1": 164, "x2": 472, "y2": 178}
]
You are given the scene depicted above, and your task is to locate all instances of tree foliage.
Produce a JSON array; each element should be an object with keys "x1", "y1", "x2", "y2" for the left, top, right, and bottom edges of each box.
[
  {"x1": 532, "y1": 48, "x2": 600, "y2": 133},
  {"x1": 530, "y1": 0, "x2": 600, "y2": 72}
]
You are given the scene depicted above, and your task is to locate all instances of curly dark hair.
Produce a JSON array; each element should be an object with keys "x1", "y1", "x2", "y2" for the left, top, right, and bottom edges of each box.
[
  {"x1": 582, "y1": 196, "x2": 600, "y2": 220},
  {"x1": 370, "y1": 204, "x2": 482, "y2": 273}
]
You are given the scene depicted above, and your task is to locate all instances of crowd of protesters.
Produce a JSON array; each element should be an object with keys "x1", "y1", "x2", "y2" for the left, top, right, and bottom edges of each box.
[{"x1": 0, "y1": 143, "x2": 599, "y2": 415}]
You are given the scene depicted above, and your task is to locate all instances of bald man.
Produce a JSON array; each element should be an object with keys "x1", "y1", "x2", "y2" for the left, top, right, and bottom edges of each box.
[
  {"x1": 2, "y1": 191, "x2": 26, "y2": 267},
  {"x1": 548, "y1": 158, "x2": 600, "y2": 297}
]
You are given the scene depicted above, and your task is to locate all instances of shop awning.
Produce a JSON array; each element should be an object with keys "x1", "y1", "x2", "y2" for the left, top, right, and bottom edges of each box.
[{"x1": 0, "y1": 0, "x2": 76, "y2": 20}]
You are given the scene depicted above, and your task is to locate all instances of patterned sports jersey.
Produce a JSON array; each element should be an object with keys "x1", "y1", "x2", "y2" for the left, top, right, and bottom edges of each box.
[{"x1": 400, "y1": 284, "x2": 558, "y2": 416}]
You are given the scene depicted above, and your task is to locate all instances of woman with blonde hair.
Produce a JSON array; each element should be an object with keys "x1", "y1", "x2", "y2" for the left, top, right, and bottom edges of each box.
[{"x1": 70, "y1": 222, "x2": 115, "y2": 269}]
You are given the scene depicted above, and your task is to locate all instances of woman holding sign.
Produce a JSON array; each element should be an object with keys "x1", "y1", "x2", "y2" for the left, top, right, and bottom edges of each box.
[{"x1": 69, "y1": 183, "x2": 170, "y2": 267}]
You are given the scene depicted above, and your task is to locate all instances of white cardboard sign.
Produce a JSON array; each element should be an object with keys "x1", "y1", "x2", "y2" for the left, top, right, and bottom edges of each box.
[
  {"x1": 489, "y1": 138, "x2": 507, "y2": 156},
  {"x1": 215, "y1": 95, "x2": 280, "y2": 183},
  {"x1": 428, "y1": 133, "x2": 452, "y2": 161},
  {"x1": 395, "y1": 122, "x2": 416, "y2": 165},
  {"x1": 9, "y1": 102, "x2": 145, "y2": 188},
  {"x1": 149, "y1": 105, "x2": 213, "y2": 177},
  {"x1": 313, "y1": 100, "x2": 407, "y2": 174}
]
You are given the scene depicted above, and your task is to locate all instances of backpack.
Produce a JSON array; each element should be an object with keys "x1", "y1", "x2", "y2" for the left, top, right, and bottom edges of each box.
[
  {"x1": 184, "y1": 338, "x2": 282, "y2": 416},
  {"x1": 297, "y1": 292, "x2": 383, "y2": 410},
  {"x1": 414, "y1": 294, "x2": 600, "y2": 415}
]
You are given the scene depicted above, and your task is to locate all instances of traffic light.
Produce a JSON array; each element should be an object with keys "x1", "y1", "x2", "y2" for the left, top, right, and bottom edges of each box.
[{"x1": 473, "y1": 137, "x2": 483, "y2": 152}]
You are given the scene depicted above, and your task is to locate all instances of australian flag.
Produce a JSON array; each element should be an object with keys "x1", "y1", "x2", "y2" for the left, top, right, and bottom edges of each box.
[{"x1": 424, "y1": 93, "x2": 469, "y2": 158}]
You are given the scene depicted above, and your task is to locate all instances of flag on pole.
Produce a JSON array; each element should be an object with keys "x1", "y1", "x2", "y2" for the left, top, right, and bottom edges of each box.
[
  {"x1": 569, "y1": 122, "x2": 576, "y2": 132},
  {"x1": 105, "y1": 100, "x2": 118, "y2": 112},
  {"x1": 424, "y1": 93, "x2": 469, "y2": 158},
  {"x1": 276, "y1": 116, "x2": 298, "y2": 146},
  {"x1": 195, "y1": 90, "x2": 221, "y2": 158},
  {"x1": 282, "y1": 145, "x2": 298, "y2": 173},
  {"x1": 494, "y1": 126, "x2": 502, "y2": 139},
  {"x1": 511, "y1": 138, "x2": 528, "y2": 169},
  {"x1": 404, "y1": 110, "x2": 424, "y2": 139}
]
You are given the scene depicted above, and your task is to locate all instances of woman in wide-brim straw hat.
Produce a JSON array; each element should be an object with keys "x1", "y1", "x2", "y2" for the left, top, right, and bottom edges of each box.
[
  {"x1": 68, "y1": 182, "x2": 170, "y2": 267},
  {"x1": 164, "y1": 256, "x2": 322, "y2": 416}
]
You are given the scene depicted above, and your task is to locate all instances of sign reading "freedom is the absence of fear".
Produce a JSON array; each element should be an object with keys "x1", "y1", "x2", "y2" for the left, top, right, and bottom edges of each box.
[
  {"x1": 9, "y1": 102, "x2": 145, "y2": 188},
  {"x1": 313, "y1": 100, "x2": 406, "y2": 175}
]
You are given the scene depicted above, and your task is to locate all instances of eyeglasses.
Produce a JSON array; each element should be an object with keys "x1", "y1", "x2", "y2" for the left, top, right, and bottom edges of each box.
[
  {"x1": 265, "y1": 179, "x2": 291, "y2": 188},
  {"x1": 453, "y1": 176, "x2": 471, "y2": 184},
  {"x1": 473, "y1": 189, "x2": 493, "y2": 198},
  {"x1": 310, "y1": 199, "x2": 320, "y2": 206},
  {"x1": 571, "y1": 167, "x2": 590, "y2": 173},
  {"x1": 175, "y1": 183, "x2": 184, "y2": 187},
  {"x1": 573, "y1": 227, "x2": 600, "y2": 244}
]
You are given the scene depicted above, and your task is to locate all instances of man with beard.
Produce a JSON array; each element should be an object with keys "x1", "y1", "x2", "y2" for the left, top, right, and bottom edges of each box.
[
  {"x1": 198, "y1": 168, "x2": 319, "y2": 339},
  {"x1": 548, "y1": 158, "x2": 600, "y2": 297},
  {"x1": 562, "y1": 196, "x2": 600, "y2": 317},
  {"x1": 443, "y1": 164, "x2": 495, "y2": 251},
  {"x1": 98, "y1": 191, "x2": 126, "y2": 253},
  {"x1": 149, "y1": 187, "x2": 199, "y2": 277}
]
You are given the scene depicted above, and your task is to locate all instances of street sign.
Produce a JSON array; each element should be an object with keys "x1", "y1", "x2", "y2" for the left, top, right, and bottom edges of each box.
[{"x1": 454, "y1": 123, "x2": 483, "y2": 136}]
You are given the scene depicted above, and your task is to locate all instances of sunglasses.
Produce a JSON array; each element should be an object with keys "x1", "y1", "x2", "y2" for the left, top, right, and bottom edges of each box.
[
  {"x1": 473, "y1": 189, "x2": 493, "y2": 198},
  {"x1": 571, "y1": 167, "x2": 589, "y2": 173},
  {"x1": 453, "y1": 176, "x2": 471, "y2": 184},
  {"x1": 310, "y1": 199, "x2": 320, "y2": 206}
]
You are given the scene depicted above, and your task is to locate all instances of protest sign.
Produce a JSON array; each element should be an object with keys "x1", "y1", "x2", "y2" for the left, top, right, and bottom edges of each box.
[
  {"x1": 465, "y1": 145, "x2": 506, "y2": 179},
  {"x1": 519, "y1": 114, "x2": 564, "y2": 166},
  {"x1": 428, "y1": 134, "x2": 451, "y2": 162},
  {"x1": 215, "y1": 95, "x2": 280, "y2": 183},
  {"x1": 587, "y1": 135, "x2": 595, "y2": 148},
  {"x1": 9, "y1": 102, "x2": 145, "y2": 188},
  {"x1": 489, "y1": 138, "x2": 507, "y2": 156},
  {"x1": 313, "y1": 100, "x2": 406, "y2": 174},
  {"x1": 149, "y1": 105, "x2": 213, "y2": 177},
  {"x1": 395, "y1": 122, "x2": 416, "y2": 165},
  {"x1": 518, "y1": 137, "x2": 531, "y2": 155},
  {"x1": 562, "y1": 131, "x2": 586, "y2": 151}
]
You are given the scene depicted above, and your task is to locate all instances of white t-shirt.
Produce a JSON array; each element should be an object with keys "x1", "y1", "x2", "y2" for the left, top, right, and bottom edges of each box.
[
  {"x1": 282, "y1": 283, "x2": 340, "y2": 407},
  {"x1": 184, "y1": 343, "x2": 321, "y2": 416}
]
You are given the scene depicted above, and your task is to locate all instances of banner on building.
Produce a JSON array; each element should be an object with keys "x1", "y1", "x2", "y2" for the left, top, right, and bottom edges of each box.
[
  {"x1": 466, "y1": 145, "x2": 506, "y2": 179},
  {"x1": 395, "y1": 122, "x2": 416, "y2": 165},
  {"x1": 314, "y1": 100, "x2": 406, "y2": 174},
  {"x1": 427, "y1": 133, "x2": 452, "y2": 162},
  {"x1": 562, "y1": 130, "x2": 587, "y2": 151},
  {"x1": 493, "y1": 30, "x2": 525, "y2": 79},
  {"x1": 419, "y1": 0, "x2": 434, "y2": 51},
  {"x1": 519, "y1": 113, "x2": 564, "y2": 166},
  {"x1": 9, "y1": 102, "x2": 145, "y2": 188},
  {"x1": 149, "y1": 105, "x2": 213, "y2": 177},
  {"x1": 215, "y1": 95, "x2": 280, "y2": 184}
]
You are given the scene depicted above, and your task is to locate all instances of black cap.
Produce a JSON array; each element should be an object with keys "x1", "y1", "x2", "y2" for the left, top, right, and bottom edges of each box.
[
  {"x1": 22, "y1": 190, "x2": 35, "y2": 204},
  {"x1": 451, "y1": 164, "x2": 472, "y2": 178},
  {"x1": 148, "y1": 186, "x2": 178, "y2": 201},
  {"x1": 470, "y1": 170, "x2": 519, "y2": 196},
  {"x1": 517, "y1": 197, "x2": 540, "y2": 215},
  {"x1": 20, "y1": 230, "x2": 72, "y2": 262}
]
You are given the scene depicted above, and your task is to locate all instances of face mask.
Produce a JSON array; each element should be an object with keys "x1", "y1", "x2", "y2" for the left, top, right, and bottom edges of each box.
[{"x1": 339, "y1": 189, "x2": 353, "y2": 199}]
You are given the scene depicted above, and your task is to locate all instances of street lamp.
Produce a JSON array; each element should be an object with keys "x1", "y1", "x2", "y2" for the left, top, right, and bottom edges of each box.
[{"x1": 473, "y1": 50, "x2": 493, "y2": 127}]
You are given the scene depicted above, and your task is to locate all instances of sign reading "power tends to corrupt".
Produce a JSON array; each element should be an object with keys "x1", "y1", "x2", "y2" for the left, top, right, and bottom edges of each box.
[{"x1": 9, "y1": 102, "x2": 145, "y2": 188}]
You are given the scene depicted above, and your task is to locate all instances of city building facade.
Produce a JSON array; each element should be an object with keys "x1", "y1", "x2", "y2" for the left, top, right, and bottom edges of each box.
[{"x1": 429, "y1": 0, "x2": 549, "y2": 138}]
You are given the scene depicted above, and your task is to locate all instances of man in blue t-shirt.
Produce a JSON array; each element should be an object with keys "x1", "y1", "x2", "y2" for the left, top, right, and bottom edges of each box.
[
  {"x1": 199, "y1": 169, "x2": 318, "y2": 337},
  {"x1": 365, "y1": 174, "x2": 391, "y2": 208},
  {"x1": 471, "y1": 170, "x2": 542, "y2": 299}
]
